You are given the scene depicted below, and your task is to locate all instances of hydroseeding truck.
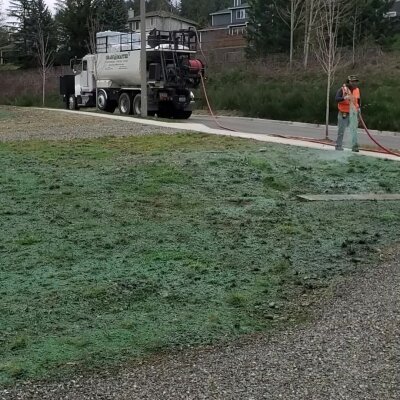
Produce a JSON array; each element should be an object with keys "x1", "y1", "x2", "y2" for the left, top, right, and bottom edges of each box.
[{"x1": 59, "y1": 28, "x2": 205, "y2": 119}]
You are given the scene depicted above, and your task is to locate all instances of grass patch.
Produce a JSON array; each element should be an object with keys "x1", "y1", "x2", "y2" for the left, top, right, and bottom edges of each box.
[
  {"x1": 1, "y1": 133, "x2": 400, "y2": 386},
  {"x1": 0, "y1": 92, "x2": 63, "y2": 108}
]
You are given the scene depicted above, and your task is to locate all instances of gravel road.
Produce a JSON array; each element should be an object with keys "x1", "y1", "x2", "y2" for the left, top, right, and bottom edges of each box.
[
  {"x1": 0, "y1": 107, "x2": 179, "y2": 141},
  {"x1": 2, "y1": 249, "x2": 399, "y2": 400}
]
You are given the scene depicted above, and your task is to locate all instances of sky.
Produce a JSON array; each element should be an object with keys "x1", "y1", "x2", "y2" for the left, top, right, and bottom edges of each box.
[
  {"x1": 2, "y1": 0, "x2": 57, "y2": 16},
  {"x1": 1, "y1": 0, "x2": 181, "y2": 18}
]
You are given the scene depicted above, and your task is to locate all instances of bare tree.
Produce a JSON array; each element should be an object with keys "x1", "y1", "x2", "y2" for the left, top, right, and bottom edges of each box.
[
  {"x1": 303, "y1": 0, "x2": 320, "y2": 69},
  {"x1": 0, "y1": 0, "x2": 6, "y2": 43},
  {"x1": 87, "y1": 13, "x2": 101, "y2": 55},
  {"x1": 34, "y1": 21, "x2": 54, "y2": 106},
  {"x1": 350, "y1": 0, "x2": 361, "y2": 67},
  {"x1": 0, "y1": 0, "x2": 4, "y2": 25},
  {"x1": 274, "y1": 0, "x2": 305, "y2": 68},
  {"x1": 0, "y1": 1, "x2": 7, "y2": 65},
  {"x1": 86, "y1": 13, "x2": 102, "y2": 109},
  {"x1": 313, "y1": 0, "x2": 349, "y2": 139}
]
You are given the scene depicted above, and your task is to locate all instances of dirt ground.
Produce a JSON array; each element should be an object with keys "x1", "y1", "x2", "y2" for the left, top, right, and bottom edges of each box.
[{"x1": 0, "y1": 106, "x2": 178, "y2": 141}]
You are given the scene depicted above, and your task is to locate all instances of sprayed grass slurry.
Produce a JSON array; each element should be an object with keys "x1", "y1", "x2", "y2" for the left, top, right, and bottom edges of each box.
[{"x1": 1, "y1": 133, "x2": 400, "y2": 385}]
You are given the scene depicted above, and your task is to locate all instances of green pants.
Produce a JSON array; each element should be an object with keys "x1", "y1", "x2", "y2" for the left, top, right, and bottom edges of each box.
[{"x1": 336, "y1": 109, "x2": 359, "y2": 150}]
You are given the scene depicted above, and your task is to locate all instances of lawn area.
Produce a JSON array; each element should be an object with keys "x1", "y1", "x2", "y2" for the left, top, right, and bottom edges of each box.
[{"x1": 1, "y1": 133, "x2": 400, "y2": 386}]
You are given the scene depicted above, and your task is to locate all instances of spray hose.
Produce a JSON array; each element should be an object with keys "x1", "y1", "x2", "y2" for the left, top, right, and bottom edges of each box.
[
  {"x1": 358, "y1": 114, "x2": 400, "y2": 157},
  {"x1": 194, "y1": 29, "x2": 399, "y2": 157},
  {"x1": 199, "y1": 74, "x2": 236, "y2": 132},
  {"x1": 194, "y1": 26, "x2": 236, "y2": 132}
]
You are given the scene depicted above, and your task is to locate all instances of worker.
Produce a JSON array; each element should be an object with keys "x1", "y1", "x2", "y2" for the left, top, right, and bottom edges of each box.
[{"x1": 335, "y1": 75, "x2": 361, "y2": 152}]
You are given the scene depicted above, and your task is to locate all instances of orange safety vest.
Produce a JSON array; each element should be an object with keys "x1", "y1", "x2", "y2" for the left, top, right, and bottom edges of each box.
[{"x1": 338, "y1": 85, "x2": 360, "y2": 113}]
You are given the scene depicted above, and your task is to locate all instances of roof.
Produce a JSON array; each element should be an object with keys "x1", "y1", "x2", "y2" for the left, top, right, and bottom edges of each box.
[
  {"x1": 391, "y1": 0, "x2": 400, "y2": 14},
  {"x1": 210, "y1": 2, "x2": 250, "y2": 15},
  {"x1": 128, "y1": 11, "x2": 198, "y2": 26},
  {"x1": 0, "y1": 43, "x2": 14, "y2": 51},
  {"x1": 228, "y1": 2, "x2": 250, "y2": 10},
  {"x1": 210, "y1": 8, "x2": 231, "y2": 16}
]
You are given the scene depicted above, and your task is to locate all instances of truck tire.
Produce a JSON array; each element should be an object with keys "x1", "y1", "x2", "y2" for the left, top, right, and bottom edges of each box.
[
  {"x1": 68, "y1": 95, "x2": 79, "y2": 110},
  {"x1": 118, "y1": 93, "x2": 132, "y2": 115},
  {"x1": 133, "y1": 94, "x2": 142, "y2": 116},
  {"x1": 97, "y1": 89, "x2": 116, "y2": 113},
  {"x1": 173, "y1": 110, "x2": 192, "y2": 120},
  {"x1": 157, "y1": 103, "x2": 173, "y2": 119}
]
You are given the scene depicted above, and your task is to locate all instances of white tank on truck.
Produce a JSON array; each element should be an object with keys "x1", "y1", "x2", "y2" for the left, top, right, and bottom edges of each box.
[{"x1": 60, "y1": 28, "x2": 205, "y2": 119}]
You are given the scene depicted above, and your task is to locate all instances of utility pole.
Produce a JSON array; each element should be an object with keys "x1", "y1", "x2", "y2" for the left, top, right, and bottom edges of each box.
[{"x1": 140, "y1": 0, "x2": 148, "y2": 117}]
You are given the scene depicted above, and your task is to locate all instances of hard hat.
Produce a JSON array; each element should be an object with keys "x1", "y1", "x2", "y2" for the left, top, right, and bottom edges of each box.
[{"x1": 347, "y1": 75, "x2": 359, "y2": 82}]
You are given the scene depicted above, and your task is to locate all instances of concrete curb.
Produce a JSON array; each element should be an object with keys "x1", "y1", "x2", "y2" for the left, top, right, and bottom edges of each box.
[
  {"x1": 39, "y1": 108, "x2": 400, "y2": 162},
  {"x1": 191, "y1": 113, "x2": 400, "y2": 138}
]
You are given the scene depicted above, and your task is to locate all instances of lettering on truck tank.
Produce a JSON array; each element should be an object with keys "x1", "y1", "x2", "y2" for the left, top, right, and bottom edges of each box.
[{"x1": 104, "y1": 52, "x2": 130, "y2": 71}]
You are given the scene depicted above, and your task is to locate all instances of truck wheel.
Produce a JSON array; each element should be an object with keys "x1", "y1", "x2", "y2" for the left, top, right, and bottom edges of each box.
[
  {"x1": 118, "y1": 93, "x2": 132, "y2": 115},
  {"x1": 157, "y1": 104, "x2": 173, "y2": 119},
  {"x1": 133, "y1": 94, "x2": 142, "y2": 115},
  {"x1": 97, "y1": 89, "x2": 116, "y2": 113},
  {"x1": 68, "y1": 95, "x2": 79, "y2": 110},
  {"x1": 173, "y1": 110, "x2": 192, "y2": 120}
]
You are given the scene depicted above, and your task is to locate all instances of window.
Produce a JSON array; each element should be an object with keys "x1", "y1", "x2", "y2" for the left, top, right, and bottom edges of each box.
[
  {"x1": 82, "y1": 60, "x2": 87, "y2": 71},
  {"x1": 384, "y1": 11, "x2": 397, "y2": 18},
  {"x1": 135, "y1": 21, "x2": 140, "y2": 30},
  {"x1": 234, "y1": 0, "x2": 241, "y2": 6},
  {"x1": 236, "y1": 9, "x2": 246, "y2": 20},
  {"x1": 150, "y1": 17, "x2": 154, "y2": 26},
  {"x1": 229, "y1": 26, "x2": 245, "y2": 35}
]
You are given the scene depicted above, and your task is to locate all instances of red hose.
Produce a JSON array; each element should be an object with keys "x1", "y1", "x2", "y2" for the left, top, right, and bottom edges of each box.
[
  {"x1": 359, "y1": 114, "x2": 400, "y2": 157},
  {"x1": 200, "y1": 74, "x2": 237, "y2": 132},
  {"x1": 194, "y1": 28, "x2": 235, "y2": 132}
]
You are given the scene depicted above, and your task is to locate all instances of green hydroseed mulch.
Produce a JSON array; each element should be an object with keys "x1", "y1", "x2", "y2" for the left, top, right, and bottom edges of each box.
[{"x1": 1, "y1": 133, "x2": 399, "y2": 385}]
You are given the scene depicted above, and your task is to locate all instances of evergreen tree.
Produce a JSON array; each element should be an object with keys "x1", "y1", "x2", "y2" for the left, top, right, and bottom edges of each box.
[
  {"x1": 344, "y1": 0, "x2": 395, "y2": 46},
  {"x1": 8, "y1": 0, "x2": 54, "y2": 67},
  {"x1": 0, "y1": 0, "x2": 10, "y2": 50},
  {"x1": 180, "y1": 0, "x2": 232, "y2": 27},
  {"x1": 0, "y1": 0, "x2": 7, "y2": 40},
  {"x1": 56, "y1": 0, "x2": 129, "y2": 60},
  {"x1": 55, "y1": 0, "x2": 96, "y2": 59},
  {"x1": 147, "y1": 0, "x2": 175, "y2": 12},
  {"x1": 8, "y1": 0, "x2": 34, "y2": 64},
  {"x1": 0, "y1": 0, "x2": 5, "y2": 26},
  {"x1": 126, "y1": 0, "x2": 177, "y2": 15},
  {"x1": 246, "y1": 0, "x2": 289, "y2": 57},
  {"x1": 98, "y1": 0, "x2": 128, "y2": 31}
]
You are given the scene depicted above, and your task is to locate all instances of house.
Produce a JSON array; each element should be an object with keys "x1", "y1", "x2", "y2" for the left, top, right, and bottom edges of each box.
[
  {"x1": 210, "y1": 0, "x2": 250, "y2": 35},
  {"x1": 127, "y1": 9, "x2": 198, "y2": 32},
  {"x1": 386, "y1": 0, "x2": 400, "y2": 16},
  {"x1": 198, "y1": 0, "x2": 250, "y2": 64},
  {"x1": 0, "y1": 44, "x2": 14, "y2": 65},
  {"x1": 384, "y1": 0, "x2": 400, "y2": 25}
]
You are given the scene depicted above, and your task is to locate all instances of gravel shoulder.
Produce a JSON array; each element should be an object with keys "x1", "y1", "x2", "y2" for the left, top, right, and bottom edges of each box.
[
  {"x1": 2, "y1": 248, "x2": 399, "y2": 400},
  {"x1": 0, "y1": 107, "x2": 179, "y2": 141}
]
